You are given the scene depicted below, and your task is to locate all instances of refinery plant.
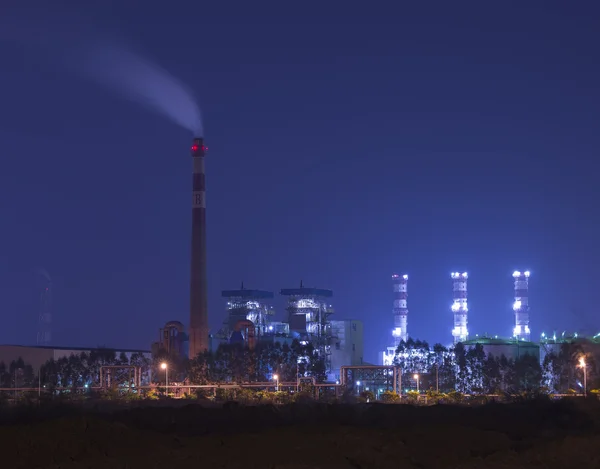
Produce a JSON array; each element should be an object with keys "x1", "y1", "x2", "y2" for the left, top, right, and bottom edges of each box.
[{"x1": 153, "y1": 280, "x2": 364, "y2": 383}]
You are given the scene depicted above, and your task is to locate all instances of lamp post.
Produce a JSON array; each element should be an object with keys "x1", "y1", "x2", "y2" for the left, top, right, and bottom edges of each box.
[
  {"x1": 160, "y1": 362, "x2": 168, "y2": 396},
  {"x1": 273, "y1": 374, "x2": 279, "y2": 392},
  {"x1": 579, "y1": 357, "x2": 587, "y2": 396},
  {"x1": 413, "y1": 374, "x2": 419, "y2": 394}
]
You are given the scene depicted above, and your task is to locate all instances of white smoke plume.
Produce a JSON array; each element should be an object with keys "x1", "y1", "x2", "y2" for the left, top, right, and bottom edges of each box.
[
  {"x1": 0, "y1": 7, "x2": 203, "y2": 136},
  {"x1": 80, "y1": 39, "x2": 203, "y2": 136}
]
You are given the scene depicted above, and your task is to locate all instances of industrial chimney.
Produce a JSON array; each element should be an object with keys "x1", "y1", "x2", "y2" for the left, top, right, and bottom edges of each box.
[
  {"x1": 392, "y1": 274, "x2": 408, "y2": 346},
  {"x1": 451, "y1": 272, "x2": 468, "y2": 344},
  {"x1": 512, "y1": 270, "x2": 530, "y2": 341},
  {"x1": 189, "y1": 137, "x2": 209, "y2": 359}
]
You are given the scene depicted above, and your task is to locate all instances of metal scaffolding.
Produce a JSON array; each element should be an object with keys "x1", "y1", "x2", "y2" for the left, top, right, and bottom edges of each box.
[
  {"x1": 340, "y1": 365, "x2": 401, "y2": 395},
  {"x1": 221, "y1": 285, "x2": 275, "y2": 341},
  {"x1": 281, "y1": 282, "x2": 334, "y2": 374}
]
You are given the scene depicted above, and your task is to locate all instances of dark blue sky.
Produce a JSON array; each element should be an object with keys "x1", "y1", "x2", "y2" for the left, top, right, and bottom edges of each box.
[{"x1": 1, "y1": 1, "x2": 599, "y2": 362}]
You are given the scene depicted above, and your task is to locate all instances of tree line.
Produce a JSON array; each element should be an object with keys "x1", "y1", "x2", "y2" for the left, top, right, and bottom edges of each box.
[
  {"x1": 166, "y1": 340, "x2": 327, "y2": 384},
  {"x1": 0, "y1": 340, "x2": 326, "y2": 391},
  {"x1": 2, "y1": 338, "x2": 596, "y2": 395},
  {"x1": 393, "y1": 338, "x2": 597, "y2": 394}
]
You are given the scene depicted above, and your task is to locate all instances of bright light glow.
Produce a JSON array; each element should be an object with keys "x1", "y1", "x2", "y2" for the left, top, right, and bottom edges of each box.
[
  {"x1": 514, "y1": 325, "x2": 522, "y2": 335},
  {"x1": 273, "y1": 374, "x2": 279, "y2": 381},
  {"x1": 524, "y1": 271, "x2": 530, "y2": 277},
  {"x1": 579, "y1": 357, "x2": 586, "y2": 368},
  {"x1": 402, "y1": 274, "x2": 408, "y2": 280},
  {"x1": 513, "y1": 300, "x2": 522, "y2": 311},
  {"x1": 413, "y1": 374, "x2": 418, "y2": 380},
  {"x1": 451, "y1": 303, "x2": 460, "y2": 312},
  {"x1": 392, "y1": 327, "x2": 402, "y2": 337},
  {"x1": 525, "y1": 326, "x2": 530, "y2": 334},
  {"x1": 512, "y1": 271, "x2": 521, "y2": 278},
  {"x1": 356, "y1": 381, "x2": 361, "y2": 386},
  {"x1": 541, "y1": 332, "x2": 546, "y2": 338},
  {"x1": 160, "y1": 362, "x2": 167, "y2": 370},
  {"x1": 268, "y1": 325, "x2": 273, "y2": 331}
]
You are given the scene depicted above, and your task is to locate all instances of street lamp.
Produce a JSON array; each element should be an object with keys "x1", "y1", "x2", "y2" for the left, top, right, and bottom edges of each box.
[
  {"x1": 413, "y1": 374, "x2": 419, "y2": 393},
  {"x1": 579, "y1": 357, "x2": 587, "y2": 396},
  {"x1": 160, "y1": 362, "x2": 168, "y2": 396},
  {"x1": 273, "y1": 374, "x2": 279, "y2": 392}
]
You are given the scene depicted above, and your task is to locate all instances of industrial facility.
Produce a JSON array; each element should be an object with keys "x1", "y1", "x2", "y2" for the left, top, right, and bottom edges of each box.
[
  {"x1": 222, "y1": 284, "x2": 275, "y2": 345},
  {"x1": 381, "y1": 270, "x2": 539, "y2": 365}
]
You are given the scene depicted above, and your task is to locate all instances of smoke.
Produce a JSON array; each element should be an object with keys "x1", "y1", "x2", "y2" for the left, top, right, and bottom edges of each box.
[
  {"x1": 79, "y1": 39, "x2": 203, "y2": 136},
  {"x1": 0, "y1": 8, "x2": 203, "y2": 136}
]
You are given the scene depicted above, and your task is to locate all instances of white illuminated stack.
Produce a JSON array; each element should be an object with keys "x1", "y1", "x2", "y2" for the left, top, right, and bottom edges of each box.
[
  {"x1": 451, "y1": 272, "x2": 468, "y2": 344},
  {"x1": 512, "y1": 270, "x2": 531, "y2": 341},
  {"x1": 392, "y1": 274, "x2": 409, "y2": 346}
]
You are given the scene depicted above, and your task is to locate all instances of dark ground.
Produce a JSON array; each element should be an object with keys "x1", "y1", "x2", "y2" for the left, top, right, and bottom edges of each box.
[{"x1": 2, "y1": 398, "x2": 600, "y2": 468}]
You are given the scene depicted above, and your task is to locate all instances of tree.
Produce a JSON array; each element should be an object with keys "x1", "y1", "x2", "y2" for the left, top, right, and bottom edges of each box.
[
  {"x1": 465, "y1": 344, "x2": 486, "y2": 394},
  {"x1": 512, "y1": 353, "x2": 542, "y2": 392},
  {"x1": 483, "y1": 355, "x2": 501, "y2": 394},
  {"x1": 432, "y1": 343, "x2": 456, "y2": 392},
  {"x1": 394, "y1": 338, "x2": 433, "y2": 374}
]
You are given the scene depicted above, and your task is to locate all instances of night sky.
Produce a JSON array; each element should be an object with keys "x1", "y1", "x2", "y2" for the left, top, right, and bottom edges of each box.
[{"x1": 1, "y1": 1, "x2": 599, "y2": 363}]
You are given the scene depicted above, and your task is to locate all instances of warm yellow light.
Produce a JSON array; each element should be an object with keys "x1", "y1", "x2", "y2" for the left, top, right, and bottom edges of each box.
[
  {"x1": 160, "y1": 362, "x2": 167, "y2": 370},
  {"x1": 273, "y1": 374, "x2": 279, "y2": 381},
  {"x1": 579, "y1": 357, "x2": 586, "y2": 368},
  {"x1": 413, "y1": 374, "x2": 418, "y2": 380}
]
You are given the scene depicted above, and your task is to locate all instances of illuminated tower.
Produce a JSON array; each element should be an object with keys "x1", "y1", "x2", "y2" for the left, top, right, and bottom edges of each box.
[
  {"x1": 189, "y1": 137, "x2": 210, "y2": 359},
  {"x1": 512, "y1": 270, "x2": 530, "y2": 341},
  {"x1": 451, "y1": 272, "x2": 468, "y2": 344},
  {"x1": 392, "y1": 274, "x2": 408, "y2": 346}
]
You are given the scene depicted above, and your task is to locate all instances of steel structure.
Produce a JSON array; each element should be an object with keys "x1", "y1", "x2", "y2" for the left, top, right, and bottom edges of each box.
[
  {"x1": 221, "y1": 285, "x2": 274, "y2": 341},
  {"x1": 451, "y1": 272, "x2": 469, "y2": 344},
  {"x1": 157, "y1": 321, "x2": 188, "y2": 357},
  {"x1": 340, "y1": 365, "x2": 401, "y2": 395},
  {"x1": 392, "y1": 274, "x2": 408, "y2": 346},
  {"x1": 99, "y1": 365, "x2": 142, "y2": 389},
  {"x1": 281, "y1": 282, "x2": 334, "y2": 373},
  {"x1": 189, "y1": 137, "x2": 210, "y2": 359},
  {"x1": 512, "y1": 270, "x2": 531, "y2": 341}
]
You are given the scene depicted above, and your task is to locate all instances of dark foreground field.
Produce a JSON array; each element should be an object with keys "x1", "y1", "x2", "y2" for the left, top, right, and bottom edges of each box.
[{"x1": 2, "y1": 398, "x2": 600, "y2": 468}]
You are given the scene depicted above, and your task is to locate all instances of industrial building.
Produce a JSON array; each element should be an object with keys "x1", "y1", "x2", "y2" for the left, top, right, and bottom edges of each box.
[
  {"x1": 281, "y1": 282, "x2": 334, "y2": 373},
  {"x1": 462, "y1": 337, "x2": 540, "y2": 361},
  {"x1": 0, "y1": 344, "x2": 152, "y2": 372},
  {"x1": 330, "y1": 320, "x2": 364, "y2": 382},
  {"x1": 152, "y1": 320, "x2": 188, "y2": 357},
  {"x1": 222, "y1": 285, "x2": 275, "y2": 345}
]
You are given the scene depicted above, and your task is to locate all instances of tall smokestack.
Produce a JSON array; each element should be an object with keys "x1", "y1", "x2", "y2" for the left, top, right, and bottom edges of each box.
[
  {"x1": 189, "y1": 137, "x2": 209, "y2": 359},
  {"x1": 392, "y1": 274, "x2": 408, "y2": 346},
  {"x1": 451, "y1": 272, "x2": 468, "y2": 344},
  {"x1": 512, "y1": 270, "x2": 530, "y2": 341}
]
